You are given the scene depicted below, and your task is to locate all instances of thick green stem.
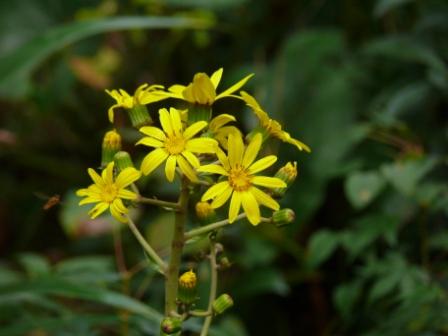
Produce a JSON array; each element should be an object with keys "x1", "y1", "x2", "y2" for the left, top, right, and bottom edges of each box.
[
  {"x1": 165, "y1": 177, "x2": 190, "y2": 316},
  {"x1": 200, "y1": 240, "x2": 218, "y2": 336},
  {"x1": 126, "y1": 215, "x2": 167, "y2": 273}
]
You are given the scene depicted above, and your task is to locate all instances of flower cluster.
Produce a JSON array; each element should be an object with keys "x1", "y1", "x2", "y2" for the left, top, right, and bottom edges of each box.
[{"x1": 77, "y1": 68, "x2": 309, "y2": 225}]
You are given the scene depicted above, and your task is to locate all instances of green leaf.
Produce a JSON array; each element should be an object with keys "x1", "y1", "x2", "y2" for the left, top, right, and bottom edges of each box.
[
  {"x1": 345, "y1": 170, "x2": 386, "y2": 209},
  {"x1": 17, "y1": 253, "x2": 50, "y2": 277},
  {"x1": 374, "y1": 0, "x2": 417, "y2": 17},
  {"x1": 334, "y1": 280, "x2": 362, "y2": 320},
  {"x1": 307, "y1": 230, "x2": 340, "y2": 268},
  {"x1": 0, "y1": 16, "x2": 206, "y2": 99}
]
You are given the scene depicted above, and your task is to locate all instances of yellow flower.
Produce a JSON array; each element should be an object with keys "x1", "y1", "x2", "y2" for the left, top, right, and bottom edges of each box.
[
  {"x1": 105, "y1": 83, "x2": 166, "y2": 122},
  {"x1": 163, "y1": 68, "x2": 253, "y2": 106},
  {"x1": 137, "y1": 107, "x2": 218, "y2": 182},
  {"x1": 198, "y1": 133, "x2": 287, "y2": 225},
  {"x1": 240, "y1": 91, "x2": 311, "y2": 152},
  {"x1": 76, "y1": 162, "x2": 141, "y2": 223},
  {"x1": 208, "y1": 114, "x2": 242, "y2": 149}
]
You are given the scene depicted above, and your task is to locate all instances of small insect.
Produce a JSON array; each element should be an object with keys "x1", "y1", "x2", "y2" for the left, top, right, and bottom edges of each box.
[{"x1": 33, "y1": 193, "x2": 62, "y2": 210}]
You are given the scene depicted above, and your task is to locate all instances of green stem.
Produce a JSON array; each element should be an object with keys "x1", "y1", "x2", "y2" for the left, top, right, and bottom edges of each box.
[
  {"x1": 126, "y1": 215, "x2": 167, "y2": 273},
  {"x1": 200, "y1": 240, "x2": 218, "y2": 336},
  {"x1": 137, "y1": 196, "x2": 180, "y2": 210},
  {"x1": 165, "y1": 177, "x2": 190, "y2": 316}
]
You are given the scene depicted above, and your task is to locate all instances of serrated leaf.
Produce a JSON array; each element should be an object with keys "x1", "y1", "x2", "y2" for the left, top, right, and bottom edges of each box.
[{"x1": 345, "y1": 170, "x2": 386, "y2": 209}]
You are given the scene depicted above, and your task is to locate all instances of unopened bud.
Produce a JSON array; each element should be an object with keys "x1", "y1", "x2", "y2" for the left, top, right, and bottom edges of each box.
[
  {"x1": 178, "y1": 270, "x2": 197, "y2": 304},
  {"x1": 212, "y1": 294, "x2": 233, "y2": 315},
  {"x1": 128, "y1": 104, "x2": 152, "y2": 128},
  {"x1": 273, "y1": 162, "x2": 298, "y2": 197},
  {"x1": 114, "y1": 151, "x2": 135, "y2": 172},
  {"x1": 217, "y1": 254, "x2": 231, "y2": 269},
  {"x1": 195, "y1": 201, "x2": 216, "y2": 224},
  {"x1": 102, "y1": 129, "x2": 121, "y2": 167},
  {"x1": 272, "y1": 208, "x2": 295, "y2": 227},
  {"x1": 160, "y1": 317, "x2": 182, "y2": 334}
]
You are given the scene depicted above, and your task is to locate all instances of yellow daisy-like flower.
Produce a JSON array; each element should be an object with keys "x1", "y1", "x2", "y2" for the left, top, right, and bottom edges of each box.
[
  {"x1": 76, "y1": 162, "x2": 141, "y2": 223},
  {"x1": 105, "y1": 83, "x2": 166, "y2": 122},
  {"x1": 137, "y1": 107, "x2": 218, "y2": 182},
  {"x1": 198, "y1": 133, "x2": 287, "y2": 225},
  {"x1": 208, "y1": 114, "x2": 242, "y2": 149},
  {"x1": 240, "y1": 91, "x2": 311, "y2": 153},
  {"x1": 162, "y1": 68, "x2": 253, "y2": 106}
]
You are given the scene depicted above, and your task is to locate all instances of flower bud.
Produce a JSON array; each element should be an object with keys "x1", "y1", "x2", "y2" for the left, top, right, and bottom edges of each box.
[
  {"x1": 188, "y1": 105, "x2": 212, "y2": 124},
  {"x1": 272, "y1": 162, "x2": 298, "y2": 197},
  {"x1": 160, "y1": 317, "x2": 182, "y2": 334},
  {"x1": 212, "y1": 294, "x2": 233, "y2": 315},
  {"x1": 128, "y1": 104, "x2": 152, "y2": 128},
  {"x1": 272, "y1": 208, "x2": 295, "y2": 227},
  {"x1": 114, "y1": 151, "x2": 135, "y2": 172},
  {"x1": 178, "y1": 270, "x2": 197, "y2": 304},
  {"x1": 217, "y1": 254, "x2": 231, "y2": 269},
  {"x1": 101, "y1": 129, "x2": 121, "y2": 167},
  {"x1": 195, "y1": 201, "x2": 216, "y2": 224}
]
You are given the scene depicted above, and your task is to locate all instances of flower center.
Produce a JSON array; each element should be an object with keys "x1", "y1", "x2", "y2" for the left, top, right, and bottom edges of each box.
[
  {"x1": 228, "y1": 165, "x2": 252, "y2": 191},
  {"x1": 165, "y1": 136, "x2": 186, "y2": 155},
  {"x1": 102, "y1": 184, "x2": 118, "y2": 203}
]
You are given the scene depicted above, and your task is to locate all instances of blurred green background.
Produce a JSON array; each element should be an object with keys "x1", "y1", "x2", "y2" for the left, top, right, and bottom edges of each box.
[{"x1": 1, "y1": 0, "x2": 448, "y2": 335}]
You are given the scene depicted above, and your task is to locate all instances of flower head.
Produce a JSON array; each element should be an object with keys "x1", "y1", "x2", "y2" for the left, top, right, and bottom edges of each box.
[
  {"x1": 198, "y1": 133, "x2": 287, "y2": 225},
  {"x1": 162, "y1": 68, "x2": 253, "y2": 106},
  {"x1": 105, "y1": 83, "x2": 166, "y2": 122},
  {"x1": 207, "y1": 114, "x2": 242, "y2": 149},
  {"x1": 240, "y1": 91, "x2": 311, "y2": 152},
  {"x1": 76, "y1": 162, "x2": 141, "y2": 222},
  {"x1": 137, "y1": 107, "x2": 218, "y2": 182}
]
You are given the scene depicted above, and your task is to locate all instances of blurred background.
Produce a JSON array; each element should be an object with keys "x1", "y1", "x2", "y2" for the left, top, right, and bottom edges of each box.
[{"x1": 1, "y1": 0, "x2": 448, "y2": 335}]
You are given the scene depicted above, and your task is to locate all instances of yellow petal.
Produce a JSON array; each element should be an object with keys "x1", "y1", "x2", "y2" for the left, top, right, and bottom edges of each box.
[
  {"x1": 165, "y1": 155, "x2": 177, "y2": 182},
  {"x1": 240, "y1": 91, "x2": 262, "y2": 110},
  {"x1": 197, "y1": 164, "x2": 228, "y2": 176},
  {"x1": 202, "y1": 181, "x2": 230, "y2": 201},
  {"x1": 139, "y1": 126, "x2": 166, "y2": 141},
  {"x1": 228, "y1": 133, "x2": 244, "y2": 168},
  {"x1": 113, "y1": 198, "x2": 128, "y2": 213},
  {"x1": 159, "y1": 108, "x2": 174, "y2": 136},
  {"x1": 287, "y1": 137, "x2": 311, "y2": 152},
  {"x1": 248, "y1": 155, "x2": 277, "y2": 174},
  {"x1": 242, "y1": 133, "x2": 262, "y2": 168},
  {"x1": 186, "y1": 138, "x2": 217, "y2": 154},
  {"x1": 136, "y1": 137, "x2": 164, "y2": 148},
  {"x1": 88, "y1": 168, "x2": 105, "y2": 187},
  {"x1": 117, "y1": 189, "x2": 138, "y2": 200},
  {"x1": 228, "y1": 191, "x2": 242, "y2": 223},
  {"x1": 107, "y1": 104, "x2": 121, "y2": 123},
  {"x1": 183, "y1": 121, "x2": 207, "y2": 140},
  {"x1": 88, "y1": 202, "x2": 109, "y2": 219},
  {"x1": 76, "y1": 188, "x2": 90, "y2": 197},
  {"x1": 182, "y1": 150, "x2": 200, "y2": 168},
  {"x1": 169, "y1": 84, "x2": 186, "y2": 94},
  {"x1": 169, "y1": 108, "x2": 183, "y2": 136},
  {"x1": 251, "y1": 176, "x2": 286, "y2": 189},
  {"x1": 216, "y1": 146, "x2": 230, "y2": 170},
  {"x1": 177, "y1": 155, "x2": 197, "y2": 182},
  {"x1": 110, "y1": 199, "x2": 128, "y2": 223},
  {"x1": 241, "y1": 191, "x2": 260, "y2": 225},
  {"x1": 250, "y1": 187, "x2": 280, "y2": 210},
  {"x1": 211, "y1": 184, "x2": 232, "y2": 209},
  {"x1": 101, "y1": 162, "x2": 115, "y2": 185},
  {"x1": 209, "y1": 114, "x2": 235, "y2": 132},
  {"x1": 216, "y1": 73, "x2": 254, "y2": 100},
  {"x1": 210, "y1": 68, "x2": 223, "y2": 89},
  {"x1": 140, "y1": 148, "x2": 169, "y2": 175},
  {"x1": 79, "y1": 196, "x2": 101, "y2": 205},
  {"x1": 115, "y1": 167, "x2": 141, "y2": 189}
]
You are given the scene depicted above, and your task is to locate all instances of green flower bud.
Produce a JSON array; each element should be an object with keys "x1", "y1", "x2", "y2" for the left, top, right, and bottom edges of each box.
[
  {"x1": 195, "y1": 201, "x2": 216, "y2": 224},
  {"x1": 178, "y1": 270, "x2": 197, "y2": 304},
  {"x1": 101, "y1": 129, "x2": 121, "y2": 167},
  {"x1": 128, "y1": 104, "x2": 152, "y2": 128},
  {"x1": 114, "y1": 151, "x2": 135, "y2": 172},
  {"x1": 212, "y1": 294, "x2": 233, "y2": 315},
  {"x1": 160, "y1": 317, "x2": 182, "y2": 334},
  {"x1": 272, "y1": 162, "x2": 298, "y2": 197},
  {"x1": 188, "y1": 105, "x2": 211, "y2": 124},
  {"x1": 217, "y1": 254, "x2": 232, "y2": 269},
  {"x1": 272, "y1": 208, "x2": 295, "y2": 227}
]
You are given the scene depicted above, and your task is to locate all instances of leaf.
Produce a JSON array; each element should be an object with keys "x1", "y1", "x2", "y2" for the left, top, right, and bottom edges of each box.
[
  {"x1": 163, "y1": 0, "x2": 247, "y2": 9},
  {"x1": 307, "y1": 230, "x2": 340, "y2": 268},
  {"x1": 381, "y1": 157, "x2": 438, "y2": 196},
  {"x1": 345, "y1": 170, "x2": 386, "y2": 209},
  {"x1": 334, "y1": 280, "x2": 362, "y2": 320},
  {"x1": 0, "y1": 16, "x2": 206, "y2": 99},
  {"x1": 17, "y1": 253, "x2": 50, "y2": 277},
  {"x1": 232, "y1": 267, "x2": 289, "y2": 298},
  {"x1": 374, "y1": 0, "x2": 417, "y2": 17}
]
